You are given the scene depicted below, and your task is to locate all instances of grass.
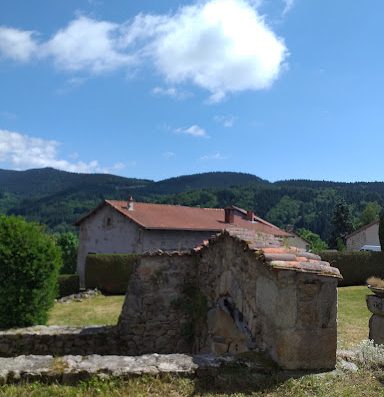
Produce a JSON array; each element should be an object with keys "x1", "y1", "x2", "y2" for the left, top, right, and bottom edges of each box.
[
  {"x1": 0, "y1": 369, "x2": 383, "y2": 396},
  {"x1": 12, "y1": 285, "x2": 376, "y2": 396},
  {"x1": 337, "y1": 285, "x2": 371, "y2": 349},
  {"x1": 47, "y1": 295, "x2": 125, "y2": 326},
  {"x1": 47, "y1": 286, "x2": 372, "y2": 350}
]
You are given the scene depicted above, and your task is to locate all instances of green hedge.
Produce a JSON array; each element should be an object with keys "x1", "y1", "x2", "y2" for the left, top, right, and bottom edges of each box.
[
  {"x1": 58, "y1": 274, "x2": 80, "y2": 297},
  {"x1": 320, "y1": 251, "x2": 384, "y2": 286},
  {"x1": 85, "y1": 254, "x2": 138, "y2": 294}
]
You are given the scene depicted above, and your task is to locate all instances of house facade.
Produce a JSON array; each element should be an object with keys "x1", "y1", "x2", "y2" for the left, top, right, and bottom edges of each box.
[
  {"x1": 75, "y1": 198, "x2": 294, "y2": 285},
  {"x1": 346, "y1": 220, "x2": 380, "y2": 251}
]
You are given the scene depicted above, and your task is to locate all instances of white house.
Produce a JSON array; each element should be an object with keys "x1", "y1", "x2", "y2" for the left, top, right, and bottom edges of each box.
[{"x1": 346, "y1": 220, "x2": 380, "y2": 251}]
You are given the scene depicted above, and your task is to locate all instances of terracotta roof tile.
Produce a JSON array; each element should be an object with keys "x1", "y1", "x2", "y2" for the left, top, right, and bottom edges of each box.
[
  {"x1": 76, "y1": 200, "x2": 291, "y2": 237},
  {"x1": 216, "y1": 228, "x2": 342, "y2": 279}
]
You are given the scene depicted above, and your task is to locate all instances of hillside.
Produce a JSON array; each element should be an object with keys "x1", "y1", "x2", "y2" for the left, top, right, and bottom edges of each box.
[{"x1": 1, "y1": 167, "x2": 384, "y2": 242}]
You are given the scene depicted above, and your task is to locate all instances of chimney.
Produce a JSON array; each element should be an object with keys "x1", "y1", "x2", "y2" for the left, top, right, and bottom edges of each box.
[
  {"x1": 246, "y1": 210, "x2": 254, "y2": 221},
  {"x1": 128, "y1": 196, "x2": 134, "y2": 211},
  {"x1": 224, "y1": 207, "x2": 235, "y2": 224}
]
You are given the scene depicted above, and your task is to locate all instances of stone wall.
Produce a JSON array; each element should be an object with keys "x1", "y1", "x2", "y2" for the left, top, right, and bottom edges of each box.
[
  {"x1": 118, "y1": 253, "x2": 198, "y2": 354},
  {"x1": 0, "y1": 326, "x2": 123, "y2": 357},
  {"x1": 196, "y1": 234, "x2": 339, "y2": 370}
]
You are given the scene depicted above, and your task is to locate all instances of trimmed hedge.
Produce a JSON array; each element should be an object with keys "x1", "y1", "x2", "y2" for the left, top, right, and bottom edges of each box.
[
  {"x1": 85, "y1": 254, "x2": 138, "y2": 294},
  {"x1": 0, "y1": 215, "x2": 62, "y2": 328},
  {"x1": 320, "y1": 251, "x2": 384, "y2": 286},
  {"x1": 58, "y1": 274, "x2": 80, "y2": 298}
]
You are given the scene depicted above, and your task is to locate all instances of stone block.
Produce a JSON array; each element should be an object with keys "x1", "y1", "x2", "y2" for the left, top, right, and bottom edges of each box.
[
  {"x1": 367, "y1": 295, "x2": 384, "y2": 316},
  {"x1": 369, "y1": 315, "x2": 384, "y2": 344},
  {"x1": 274, "y1": 328, "x2": 337, "y2": 370}
]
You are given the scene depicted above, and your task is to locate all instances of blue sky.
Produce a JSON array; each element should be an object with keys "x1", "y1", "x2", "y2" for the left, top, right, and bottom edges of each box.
[{"x1": 0, "y1": 0, "x2": 383, "y2": 182}]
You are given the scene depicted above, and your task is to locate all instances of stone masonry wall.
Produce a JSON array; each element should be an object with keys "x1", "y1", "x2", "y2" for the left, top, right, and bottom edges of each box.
[
  {"x1": 118, "y1": 253, "x2": 198, "y2": 355},
  {"x1": 196, "y1": 234, "x2": 339, "y2": 370}
]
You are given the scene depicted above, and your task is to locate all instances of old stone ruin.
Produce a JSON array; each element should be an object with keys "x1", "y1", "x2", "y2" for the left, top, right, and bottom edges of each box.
[{"x1": 0, "y1": 228, "x2": 341, "y2": 381}]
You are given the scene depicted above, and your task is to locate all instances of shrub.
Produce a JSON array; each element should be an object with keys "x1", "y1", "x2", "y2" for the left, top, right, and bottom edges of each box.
[
  {"x1": 55, "y1": 232, "x2": 78, "y2": 274},
  {"x1": 320, "y1": 251, "x2": 384, "y2": 286},
  {"x1": 0, "y1": 215, "x2": 62, "y2": 328},
  {"x1": 85, "y1": 254, "x2": 138, "y2": 294},
  {"x1": 58, "y1": 274, "x2": 80, "y2": 297}
]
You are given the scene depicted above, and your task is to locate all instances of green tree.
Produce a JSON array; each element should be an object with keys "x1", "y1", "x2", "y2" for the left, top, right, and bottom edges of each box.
[
  {"x1": 297, "y1": 228, "x2": 328, "y2": 253},
  {"x1": 358, "y1": 201, "x2": 381, "y2": 227},
  {"x1": 379, "y1": 210, "x2": 384, "y2": 251},
  {"x1": 329, "y1": 198, "x2": 353, "y2": 249},
  {"x1": 56, "y1": 232, "x2": 79, "y2": 274},
  {"x1": 266, "y1": 196, "x2": 302, "y2": 229},
  {"x1": 0, "y1": 215, "x2": 62, "y2": 328}
]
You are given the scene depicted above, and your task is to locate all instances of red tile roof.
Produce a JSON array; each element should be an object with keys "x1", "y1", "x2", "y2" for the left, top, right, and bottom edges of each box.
[
  {"x1": 75, "y1": 200, "x2": 292, "y2": 237},
  {"x1": 207, "y1": 228, "x2": 342, "y2": 278}
]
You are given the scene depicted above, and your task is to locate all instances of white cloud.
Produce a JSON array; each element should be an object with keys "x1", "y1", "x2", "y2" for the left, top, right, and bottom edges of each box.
[
  {"x1": 282, "y1": 0, "x2": 295, "y2": 16},
  {"x1": 0, "y1": 27, "x2": 38, "y2": 62},
  {"x1": 0, "y1": 0, "x2": 288, "y2": 99},
  {"x1": 200, "y1": 152, "x2": 227, "y2": 160},
  {"x1": 0, "y1": 129, "x2": 124, "y2": 173},
  {"x1": 214, "y1": 115, "x2": 236, "y2": 128},
  {"x1": 144, "y1": 0, "x2": 288, "y2": 101},
  {"x1": 152, "y1": 86, "x2": 191, "y2": 100},
  {"x1": 175, "y1": 125, "x2": 208, "y2": 137},
  {"x1": 43, "y1": 17, "x2": 134, "y2": 73}
]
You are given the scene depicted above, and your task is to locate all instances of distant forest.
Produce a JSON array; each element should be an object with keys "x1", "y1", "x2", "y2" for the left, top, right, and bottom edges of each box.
[{"x1": 0, "y1": 167, "x2": 383, "y2": 244}]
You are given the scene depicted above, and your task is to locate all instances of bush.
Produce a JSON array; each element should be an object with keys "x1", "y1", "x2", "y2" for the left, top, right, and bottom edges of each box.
[
  {"x1": 85, "y1": 254, "x2": 138, "y2": 294},
  {"x1": 0, "y1": 215, "x2": 62, "y2": 328},
  {"x1": 320, "y1": 251, "x2": 384, "y2": 286},
  {"x1": 55, "y1": 232, "x2": 78, "y2": 274},
  {"x1": 58, "y1": 274, "x2": 80, "y2": 297}
]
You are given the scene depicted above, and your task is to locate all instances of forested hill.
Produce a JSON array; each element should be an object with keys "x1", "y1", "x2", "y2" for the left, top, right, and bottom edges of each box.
[{"x1": 1, "y1": 167, "x2": 384, "y2": 243}]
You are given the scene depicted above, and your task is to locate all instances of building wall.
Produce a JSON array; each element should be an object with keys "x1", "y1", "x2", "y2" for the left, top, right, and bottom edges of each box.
[
  {"x1": 197, "y1": 235, "x2": 338, "y2": 370},
  {"x1": 346, "y1": 223, "x2": 380, "y2": 251},
  {"x1": 77, "y1": 206, "x2": 143, "y2": 286},
  {"x1": 141, "y1": 229, "x2": 214, "y2": 252},
  {"x1": 286, "y1": 235, "x2": 310, "y2": 251},
  {"x1": 77, "y1": 205, "x2": 216, "y2": 286}
]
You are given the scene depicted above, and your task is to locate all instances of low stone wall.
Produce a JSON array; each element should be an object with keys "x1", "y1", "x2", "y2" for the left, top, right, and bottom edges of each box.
[{"x1": 0, "y1": 326, "x2": 126, "y2": 357}]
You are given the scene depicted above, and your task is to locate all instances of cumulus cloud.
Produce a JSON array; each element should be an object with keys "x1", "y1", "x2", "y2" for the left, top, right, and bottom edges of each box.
[
  {"x1": 0, "y1": 0, "x2": 288, "y2": 99},
  {"x1": 43, "y1": 17, "x2": 134, "y2": 73},
  {"x1": 0, "y1": 129, "x2": 125, "y2": 173},
  {"x1": 175, "y1": 125, "x2": 208, "y2": 137},
  {"x1": 0, "y1": 27, "x2": 38, "y2": 62},
  {"x1": 144, "y1": 0, "x2": 288, "y2": 101},
  {"x1": 200, "y1": 152, "x2": 227, "y2": 160}
]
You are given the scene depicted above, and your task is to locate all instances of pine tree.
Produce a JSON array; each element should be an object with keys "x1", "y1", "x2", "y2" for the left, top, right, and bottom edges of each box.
[{"x1": 329, "y1": 198, "x2": 353, "y2": 250}]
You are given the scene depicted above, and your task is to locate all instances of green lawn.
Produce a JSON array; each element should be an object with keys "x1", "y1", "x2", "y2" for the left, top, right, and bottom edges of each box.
[
  {"x1": 8, "y1": 286, "x2": 376, "y2": 396},
  {"x1": 338, "y1": 286, "x2": 371, "y2": 349},
  {"x1": 48, "y1": 295, "x2": 125, "y2": 326}
]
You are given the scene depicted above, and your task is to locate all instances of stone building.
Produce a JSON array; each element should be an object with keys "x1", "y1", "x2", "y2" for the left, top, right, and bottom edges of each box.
[
  {"x1": 346, "y1": 220, "x2": 380, "y2": 251},
  {"x1": 119, "y1": 228, "x2": 342, "y2": 370},
  {"x1": 75, "y1": 198, "x2": 295, "y2": 286}
]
